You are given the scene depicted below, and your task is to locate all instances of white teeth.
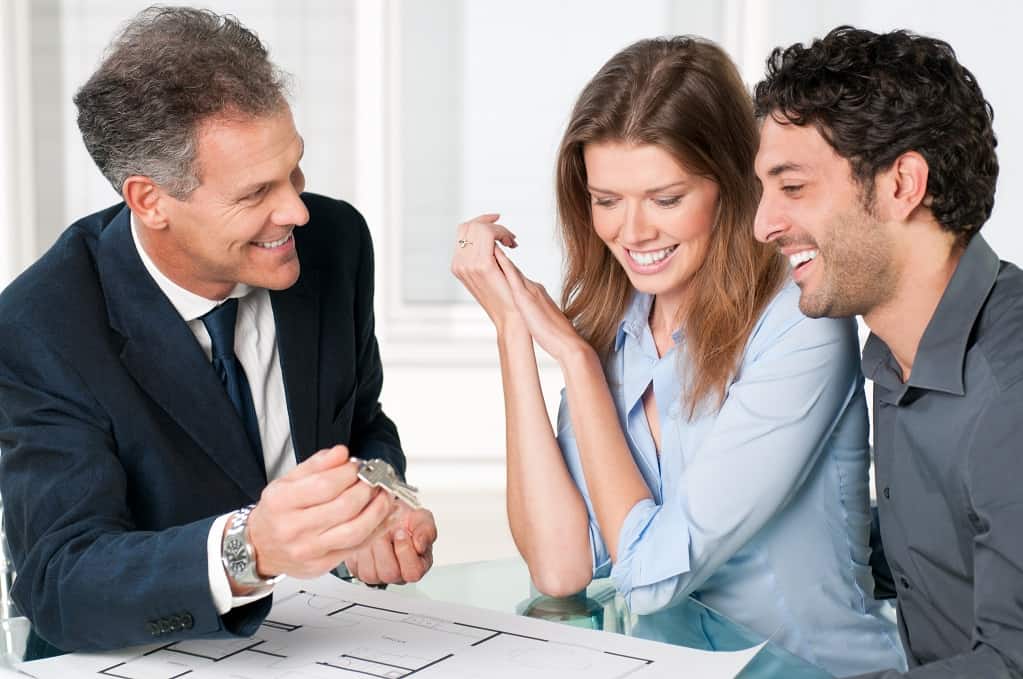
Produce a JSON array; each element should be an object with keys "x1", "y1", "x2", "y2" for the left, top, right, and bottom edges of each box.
[
  {"x1": 788, "y1": 249, "x2": 818, "y2": 268},
  {"x1": 254, "y1": 233, "x2": 292, "y2": 249},
  {"x1": 628, "y1": 245, "x2": 677, "y2": 266}
]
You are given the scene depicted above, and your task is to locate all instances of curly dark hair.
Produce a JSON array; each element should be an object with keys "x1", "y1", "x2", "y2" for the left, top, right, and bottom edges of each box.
[
  {"x1": 753, "y1": 26, "x2": 998, "y2": 243},
  {"x1": 74, "y1": 5, "x2": 290, "y2": 198}
]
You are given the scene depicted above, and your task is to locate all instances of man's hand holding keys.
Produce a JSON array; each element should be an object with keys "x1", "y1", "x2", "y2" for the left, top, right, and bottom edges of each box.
[{"x1": 242, "y1": 445, "x2": 395, "y2": 586}]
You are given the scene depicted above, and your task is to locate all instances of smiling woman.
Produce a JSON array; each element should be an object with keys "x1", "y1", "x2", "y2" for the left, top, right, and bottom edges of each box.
[
  {"x1": 583, "y1": 142, "x2": 718, "y2": 311},
  {"x1": 581, "y1": 142, "x2": 722, "y2": 377},
  {"x1": 450, "y1": 36, "x2": 906, "y2": 677},
  {"x1": 552, "y1": 39, "x2": 789, "y2": 417}
]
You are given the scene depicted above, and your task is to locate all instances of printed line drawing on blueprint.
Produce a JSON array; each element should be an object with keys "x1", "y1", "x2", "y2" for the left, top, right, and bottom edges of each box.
[{"x1": 18, "y1": 576, "x2": 762, "y2": 679}]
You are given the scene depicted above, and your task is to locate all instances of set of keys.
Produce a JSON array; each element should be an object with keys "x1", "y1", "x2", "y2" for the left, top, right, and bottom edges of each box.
[{"x1": 354, "y1": 458, "x2": 422, "y2": 509}]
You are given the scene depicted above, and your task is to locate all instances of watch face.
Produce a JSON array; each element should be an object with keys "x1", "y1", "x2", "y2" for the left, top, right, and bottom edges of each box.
[{"x1": 224, "y1": 537, "x2": 248, "y2": 572}]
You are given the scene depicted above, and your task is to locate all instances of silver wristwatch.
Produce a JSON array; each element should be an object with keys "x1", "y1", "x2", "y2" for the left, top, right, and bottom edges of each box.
[{"x1": 221, "y1": 504, "x2": 281, "y2": 588}]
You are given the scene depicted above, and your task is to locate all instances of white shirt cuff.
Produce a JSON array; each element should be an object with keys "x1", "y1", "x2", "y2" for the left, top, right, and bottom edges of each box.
[{"x1": 207, "y1": 512, "x2": 276, "y2": 615}]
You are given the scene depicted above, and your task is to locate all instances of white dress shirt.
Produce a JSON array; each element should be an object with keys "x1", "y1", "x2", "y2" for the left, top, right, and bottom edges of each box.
[{"x1": 131, "y1": 215, "x2": 294, "y2": 613}]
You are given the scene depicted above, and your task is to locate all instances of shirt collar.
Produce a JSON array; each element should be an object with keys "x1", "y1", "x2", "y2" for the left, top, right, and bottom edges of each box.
[
  {"x1": 613, "y1": 290, "x2": 685, "y2": 353},
  {"x1": 614, "y1": 291, "x2": 652, "y2": 352},
  {"x1": 862, "y1": 233, "x2": 1000, "y2": 397},
  {"x1": 130, "y1": 212, "x2": 252, "y2": 322}
]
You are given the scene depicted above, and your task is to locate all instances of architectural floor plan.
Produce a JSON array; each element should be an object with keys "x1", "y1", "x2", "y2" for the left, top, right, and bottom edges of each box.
[{"x1": 18, "y1": 576, "x2": 762, "y2": 678}]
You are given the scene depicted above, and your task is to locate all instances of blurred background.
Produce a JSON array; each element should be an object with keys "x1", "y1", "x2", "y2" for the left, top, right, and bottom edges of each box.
[{"x1": 1, "y1": 0, "x2": 1021, "y2": 566}]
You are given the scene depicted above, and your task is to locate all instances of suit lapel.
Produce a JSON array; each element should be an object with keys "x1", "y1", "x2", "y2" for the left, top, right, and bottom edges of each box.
[
  {"x1": 98, "y1": 207, "x2": 266, "y2": 501},
  {"x1": 270, "y1": 268, "x2": 320, "y2": 465}
]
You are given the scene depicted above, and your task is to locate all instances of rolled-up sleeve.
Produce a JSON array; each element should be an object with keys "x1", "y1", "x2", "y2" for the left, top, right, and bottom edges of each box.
[
  {"x1": 558, "y1": 296, "x2": 866, "y2": 614},
  {"x1": 610, "y1": 497, "x2": 692, "y2": 610},
  {"x1": 557, "y1": 412, "x2": 691, "y2": 595}
]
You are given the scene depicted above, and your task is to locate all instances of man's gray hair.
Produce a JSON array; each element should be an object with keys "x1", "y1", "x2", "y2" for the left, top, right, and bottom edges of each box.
[{"x1": 74, "y1": 5, "x2": 290, "y2": 199}]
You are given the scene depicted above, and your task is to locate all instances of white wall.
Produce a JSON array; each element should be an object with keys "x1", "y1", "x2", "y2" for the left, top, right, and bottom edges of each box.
[
  {"x1": 0, "y1": 0, "x2": 36, "y2": 288},
  {"x1": 55, "y1": 0, "x2": 357, "y2": 230}
]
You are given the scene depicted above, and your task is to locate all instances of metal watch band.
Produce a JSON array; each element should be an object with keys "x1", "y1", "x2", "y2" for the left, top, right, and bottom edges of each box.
[{"x1": 221, "y1": 504, "x2": 283, "y2": 589}]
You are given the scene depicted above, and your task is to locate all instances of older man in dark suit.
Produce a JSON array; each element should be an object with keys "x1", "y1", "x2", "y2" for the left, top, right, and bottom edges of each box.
[{"x1": 0, "y1": 6, "x2": 436, "y2": 658}]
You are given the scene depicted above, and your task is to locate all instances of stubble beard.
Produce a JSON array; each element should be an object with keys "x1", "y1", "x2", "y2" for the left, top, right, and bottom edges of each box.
[{"x1": 797, "y1": 207, "x2": 896, "y2": 320}]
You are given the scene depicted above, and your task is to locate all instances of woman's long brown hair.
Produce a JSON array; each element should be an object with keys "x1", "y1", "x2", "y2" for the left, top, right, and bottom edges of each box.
[{"x1": 556, "y1": 37, "x2": 787, "y2": 418}]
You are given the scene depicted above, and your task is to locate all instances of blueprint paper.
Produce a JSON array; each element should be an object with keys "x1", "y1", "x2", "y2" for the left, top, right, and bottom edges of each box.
[{"x1": 17, "y1": 575, "x2": 763, "y2": 678}]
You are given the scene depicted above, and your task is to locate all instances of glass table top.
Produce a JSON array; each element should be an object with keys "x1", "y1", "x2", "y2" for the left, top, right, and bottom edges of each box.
[{"x1": 391, "y1": 557, "x2": 832, "y2": 679}]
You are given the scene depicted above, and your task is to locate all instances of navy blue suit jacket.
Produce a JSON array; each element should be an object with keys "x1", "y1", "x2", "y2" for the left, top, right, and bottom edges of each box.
[{"x1": 0, "y1": 193, "x2": 404, "y2": 654}]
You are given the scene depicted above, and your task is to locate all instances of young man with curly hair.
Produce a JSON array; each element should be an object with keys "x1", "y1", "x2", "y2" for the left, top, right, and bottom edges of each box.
[{"x1": 754, "y1": 26, "x2": 1021, "y2": 679}]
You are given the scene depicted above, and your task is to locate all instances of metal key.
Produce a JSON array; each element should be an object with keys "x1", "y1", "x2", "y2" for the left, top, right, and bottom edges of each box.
[{"x1": 355, "y1": 458, "x2": 422, "y2": 509}]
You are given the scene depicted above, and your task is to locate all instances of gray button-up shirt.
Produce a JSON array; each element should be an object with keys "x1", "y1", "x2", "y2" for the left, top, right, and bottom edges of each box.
[{"x1": 853, "y1": 235, "x2": 1023, "y2": 679}]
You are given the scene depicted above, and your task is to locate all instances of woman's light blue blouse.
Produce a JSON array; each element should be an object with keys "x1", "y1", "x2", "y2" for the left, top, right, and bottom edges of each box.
[{"x1": 555, "y1": 283, "x2": 905, "y2": 677}]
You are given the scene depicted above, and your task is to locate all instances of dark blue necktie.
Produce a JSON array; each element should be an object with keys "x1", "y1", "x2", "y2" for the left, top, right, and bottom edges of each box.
[{"x1": 201, "y1": 298, "x2": 264, "y2": 467}]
